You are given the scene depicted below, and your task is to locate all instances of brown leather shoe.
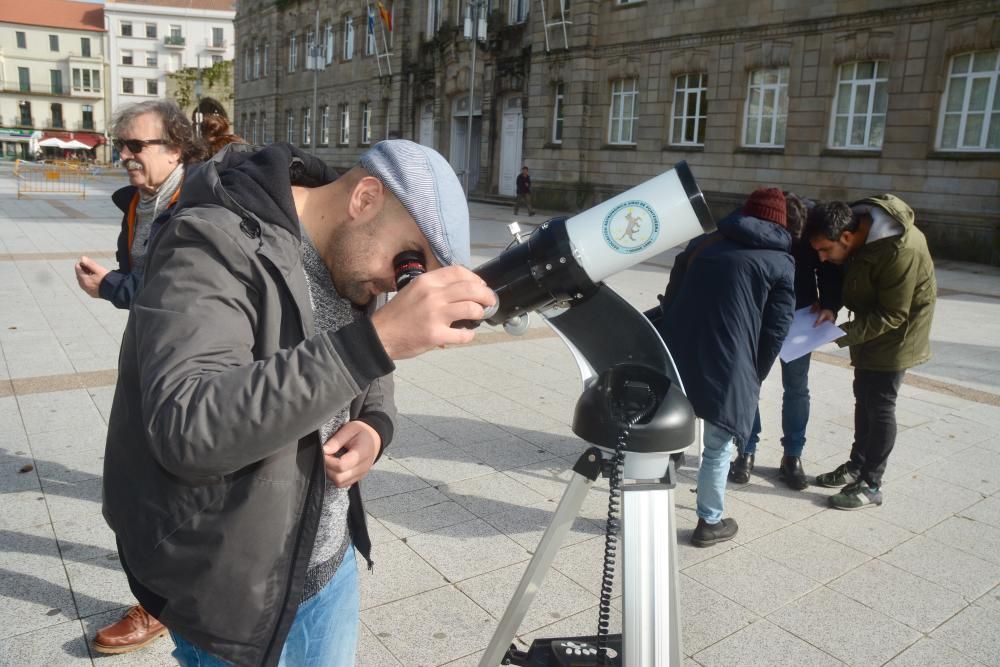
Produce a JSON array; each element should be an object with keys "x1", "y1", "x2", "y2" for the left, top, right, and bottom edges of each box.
[{"x1": 93, "y1": 605, "x2": 167, "y2": 654}]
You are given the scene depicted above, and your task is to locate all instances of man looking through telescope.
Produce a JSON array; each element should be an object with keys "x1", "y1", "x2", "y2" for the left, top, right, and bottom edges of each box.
[{"x1": 101, "y1": 139, "x2": 495, "y2": 667}]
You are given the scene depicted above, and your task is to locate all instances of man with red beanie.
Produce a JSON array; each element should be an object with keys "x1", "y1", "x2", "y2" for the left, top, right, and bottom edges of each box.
[{"x1": 649, "y1": 187, "x2": 795, "y2": 546}]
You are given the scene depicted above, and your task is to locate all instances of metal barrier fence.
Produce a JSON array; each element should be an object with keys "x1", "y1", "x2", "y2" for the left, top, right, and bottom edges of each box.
[{"x1": 14, "y1": 160, "x2": 88, "y2": 199}]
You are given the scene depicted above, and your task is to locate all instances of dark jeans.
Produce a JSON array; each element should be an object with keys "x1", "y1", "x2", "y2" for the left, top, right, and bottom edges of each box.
[
  {"x1": 514, "y1": 192, "x2": 533, "y2": 214},
  {"x1": 848, "y1": 368, "x2": 905, "y2": 488},
  {"x1": 743, "y1": 353, "x2": 811, "y2": 457}
]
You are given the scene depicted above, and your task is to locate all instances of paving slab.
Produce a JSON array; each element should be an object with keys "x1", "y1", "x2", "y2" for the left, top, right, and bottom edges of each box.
[
  {"x1": 930, "y1": 605, "x2": 1000, "y2": 665},
  {"x1": 693, "y1": 618, "x2": 844, "y2": 667}
]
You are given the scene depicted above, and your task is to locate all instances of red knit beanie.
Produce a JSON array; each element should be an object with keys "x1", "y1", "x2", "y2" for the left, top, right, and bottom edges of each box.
[{"x1": 742, "y1": 187, "x2": 787, "y2": 228}]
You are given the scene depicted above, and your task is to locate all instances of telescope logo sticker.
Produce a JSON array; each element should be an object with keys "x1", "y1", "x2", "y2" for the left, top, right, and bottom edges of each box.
[{"x1": 602, "y1": 200, "x2": 660, "y2": 254}]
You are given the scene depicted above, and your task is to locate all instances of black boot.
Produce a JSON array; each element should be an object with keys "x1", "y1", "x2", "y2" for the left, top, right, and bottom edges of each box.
[
  {"x1": 691, "y1": 517, "x2": 739, "y2": 547},
  {"x1": 728, "y1": 453, "x2": 754, "y2": 484},
  {"x1": 779, "y1": 455, "x2": 809, "y2": 490}
]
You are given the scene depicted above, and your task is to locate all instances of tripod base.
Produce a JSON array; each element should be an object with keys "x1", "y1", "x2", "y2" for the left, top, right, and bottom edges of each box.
[{"x1": 504, "y1": 635, "x2": 621, "y2": 666}]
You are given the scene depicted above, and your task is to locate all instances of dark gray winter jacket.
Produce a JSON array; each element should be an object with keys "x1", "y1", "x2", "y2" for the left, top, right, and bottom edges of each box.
[{"x1": 102, "y1": 143, "x2": 396, "y2": 666}]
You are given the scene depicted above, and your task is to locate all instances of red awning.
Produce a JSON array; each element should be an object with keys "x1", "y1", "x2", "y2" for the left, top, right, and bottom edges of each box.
[{"x1": 40, "y1": 131, "x2": 105, "y2": 148}]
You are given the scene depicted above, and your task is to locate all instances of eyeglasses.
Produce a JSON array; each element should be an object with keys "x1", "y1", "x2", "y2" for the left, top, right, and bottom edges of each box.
[{"x1": 113, "y1": 138, "x2": 169, "y2": 154}]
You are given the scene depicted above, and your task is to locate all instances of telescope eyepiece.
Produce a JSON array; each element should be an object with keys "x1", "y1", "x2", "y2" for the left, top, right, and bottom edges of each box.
[{"x1": 393, "y1": 250, "x2": 426, "y2": 291}]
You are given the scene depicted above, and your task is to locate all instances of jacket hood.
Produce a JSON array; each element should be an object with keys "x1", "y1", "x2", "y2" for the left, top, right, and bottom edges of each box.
[
  {"x1": 717, "y1": 210, "x2": 792, "y2": 253},
  {"x1": 850, "y1": 194, "x2": 915, "y2": 232},
  {"x1": 176, "y1": 142, "x2": 339, "y2": 237}
]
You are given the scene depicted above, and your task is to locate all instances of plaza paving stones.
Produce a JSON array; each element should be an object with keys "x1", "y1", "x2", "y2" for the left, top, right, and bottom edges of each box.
[{"x1": 1, "y1": 168, "x2": 999, "y2": 665}]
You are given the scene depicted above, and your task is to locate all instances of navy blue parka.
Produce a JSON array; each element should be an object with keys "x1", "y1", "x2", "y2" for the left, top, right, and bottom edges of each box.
[{"x1": 655, "y1": 211, "x2": 796, "y2": 445}]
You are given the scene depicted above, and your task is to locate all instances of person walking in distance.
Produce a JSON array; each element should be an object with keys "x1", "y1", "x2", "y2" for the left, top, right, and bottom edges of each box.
[{"x1": 514, "y1": 165, "x2": 535, "y2": 216}]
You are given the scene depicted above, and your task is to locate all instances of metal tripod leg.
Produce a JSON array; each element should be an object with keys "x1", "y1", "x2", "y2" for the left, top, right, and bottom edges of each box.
[
  {"x1": 478, "y1": 448, "x2": 604, "y2": 667},
  {"x1": 622, "y1": 482, "x2": 682, "y2": 666}
]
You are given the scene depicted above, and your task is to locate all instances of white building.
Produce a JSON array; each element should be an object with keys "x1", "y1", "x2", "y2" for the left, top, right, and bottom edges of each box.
[
  {"x1": 104, "y1": 0, "x2": 235, "y2": 115},
  {"x1": 0, "y1": 0, "x2": 108, "y2": 160}
]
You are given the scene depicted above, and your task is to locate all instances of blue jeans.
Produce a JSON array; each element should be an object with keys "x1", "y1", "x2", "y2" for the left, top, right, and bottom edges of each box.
[
  {"x1": 743, "y1": 353, "x2": 811, "y2": 457},
  {"x1": 171, "y1": 547, "x2": 359, "y2": 667},
  {"x1": 697, "y1": 421, "x2": 735, "y2": 524}
]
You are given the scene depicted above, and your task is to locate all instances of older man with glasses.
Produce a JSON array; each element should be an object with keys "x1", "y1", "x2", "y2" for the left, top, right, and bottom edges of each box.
[
  {"x1": 73, "y1": 100, "x2": 207, "y2": 656},
  {"x1": 74, "y1": 99, "x2": 206, "y2": 309}
]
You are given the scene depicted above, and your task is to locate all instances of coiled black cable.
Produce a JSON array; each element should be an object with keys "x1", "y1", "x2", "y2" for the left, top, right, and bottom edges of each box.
[{"x1": 596, "y1": 384, "x2": 657, "y2": 666}]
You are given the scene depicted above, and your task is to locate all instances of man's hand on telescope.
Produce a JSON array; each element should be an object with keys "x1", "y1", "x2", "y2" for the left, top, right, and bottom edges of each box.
[
  {"x1": 372, "y1": 266, "x2": 496, "y2": 360},
  {"x1": 323, "y1": 420, "x2": 381, "y2": 488}
]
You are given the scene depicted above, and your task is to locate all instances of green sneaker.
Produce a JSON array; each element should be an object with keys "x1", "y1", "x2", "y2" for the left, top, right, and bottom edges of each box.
[
  {"x1": 829, "y1": 481, "x2": 883, "y2": 510},
  {"x1": 815, "y1": 463, "x2": 859, "y2": 488}
]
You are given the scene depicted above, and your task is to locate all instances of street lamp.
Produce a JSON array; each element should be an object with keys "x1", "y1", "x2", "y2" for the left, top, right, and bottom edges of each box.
[{"x1": 463, "y1": 0, "x2": 487, "y2": 194}]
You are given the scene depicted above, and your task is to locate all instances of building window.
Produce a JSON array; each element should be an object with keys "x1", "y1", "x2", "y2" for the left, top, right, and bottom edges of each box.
[
  {"x1": 324, "y1": 23, "x2": 334, "y2": 65},
  {"x1": 82, "y1": 105, "x2": 94, "y2": 130},
  {"x1": 288, "y1": 34, "x2": 298, "y2": 71},
  {"x1": 305, "y1": 29, "x2": 315, "y2": 69},
  {"x1": 81, "y1": 37, "x2": 91, "y2": 57},
  {"x1": 121, "y1": 21, "x2": 133, "y2": 37},
  {"x1": 169, "y1": 25, "x2": 182, "y2": 39},
  {"x1": 122, "y1": 78, "x2": 134, "y2": 94},
  {"x1": 72, "y1": 68, "x2": 101, "y2": 92},
  {"x1": 212, "y1": 27, "x2": 225, "y2": 48},
  {"x1": 167, "y1": 53, "x2": 181, "y2": 72},
  {"x1": 250, "y1": 113, "x2": 258, "y2": 144},
  {"x1": 51, "y1": 103, "x2": 63, "y2": 128},
  {"x1": 254, "y1": 43, "x2": 261, "y2": 78},
  {"x1": 49, "y1": 35, "x2": 59, "y2": 51},
  {"x1": 830, "y1": 60, "x2": 887, "y2": 150},
  {"x1": 302, "y1": 108, "x2": 311, "y2": 145},
  {"x1": 365, "y1": 7, "x2": 377, "y2": 56},
  {"x1": 16, "y1": 31, "x2": 26, "y2": 48},
  {"x1": 18, "y1": 101, "x2": 32, "y2": 126},
  {"x1": 361, "y1": 102, "x2": 371, "y2": 144},
  {"x1": 244, "y1": 46, "x2": 252, "y2": 80},
  {"x1": 212, "y1": 55, "x2": 223, "y2": 65},
  {"x1": 146, "y1": 23, "x2": 157, "y2": 38},
  {"x1": 744, "y1": 68, "x2": 788, "y2": 147},
  {"x1": 343, "y1": 16, "x2": 355, "y2": 60},
  {"x1": 608, "y1": 78, "x2": 638, "y2": 145},
  {"x1": 261, "y1": 112, "x2": 267, "y2": 143},
  {"x1": 122, "y1": 50, "x2": 134, "y2": 65},
  {"x1": 263, "y1": 42, "x2": 269, "y2": 77},
  {"x1": 340, "y1": 103, "x2": 350, "y2": 144},
  {"x1": 552, "y1": 82, "x2": 565, "y2": 144},
  {"x1": 18, "y1": 67, "x2": 30, "y2": 93},
  {"x1": 938, "y1": 50, "x2": 1000, "y2": 151},
  {"x1": 147, "y1": 79, "x2": 158, "y2": 95},
  {"x1": 50, "y1": 70, "x2": 63, "y2": 95},
  {"x1": 509, "y1": 0, "x2": 528, "y2": 24},
  {"x1": 286, "y1": 110, "x2": 295, "y2": 143},
  {"x1": 427, "y1": 0, "x2": 443, "y2": 35},
  {"x1": 671, "y1": 73, "x2": 707, "y2": 146},
  {"x1": 147, "y1": 52, "x2": 158, "y2": 67},
  {"x1": 320, "y1": 105, "x2": 330, "y2": 144}
]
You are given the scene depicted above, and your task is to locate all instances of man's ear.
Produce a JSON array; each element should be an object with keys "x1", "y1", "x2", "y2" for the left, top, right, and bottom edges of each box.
[{"x1": 346, "y1": 176, "x2": 385, "y2": 221}]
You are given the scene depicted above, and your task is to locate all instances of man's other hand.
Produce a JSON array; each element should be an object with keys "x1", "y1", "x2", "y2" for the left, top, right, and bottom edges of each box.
[
  {"x1": 371, "y1": 265, "x2": 496, "y2": 360},
  {"x1": 75, "y1": 256, "x2": 110, "y2": 298},
  {"x1": 322, "y1": 421, "x2": 381, "y2": 488},
  {"x1": 813, "y1": 309, "x2": 836, "y2": 326}
]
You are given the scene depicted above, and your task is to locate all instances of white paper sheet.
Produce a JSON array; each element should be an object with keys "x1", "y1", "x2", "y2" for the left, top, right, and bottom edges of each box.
[{"x1": 779, "y1": 307, "x2": 845, "y2": 363}]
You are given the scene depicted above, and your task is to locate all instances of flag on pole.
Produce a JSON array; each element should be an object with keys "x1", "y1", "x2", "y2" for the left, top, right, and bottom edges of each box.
[{"x1": 377, "y1": 1, "x2": 392, "y2": 32}]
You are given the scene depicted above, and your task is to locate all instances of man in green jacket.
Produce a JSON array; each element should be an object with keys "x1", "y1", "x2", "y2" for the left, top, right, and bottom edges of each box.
[{"x1": 807, "y1": 194, "x2": 936, "y2": 510}]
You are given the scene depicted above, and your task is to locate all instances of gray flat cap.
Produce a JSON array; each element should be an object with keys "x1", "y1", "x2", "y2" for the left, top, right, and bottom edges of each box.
[{"x1": 359, "y1": 139, "x2": 471, "y2": 267}]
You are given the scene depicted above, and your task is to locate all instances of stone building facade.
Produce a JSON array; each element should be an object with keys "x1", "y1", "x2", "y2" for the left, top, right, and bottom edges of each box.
[{"x1": 235, "y1": 0, "x2": 1000, "y2": 264}]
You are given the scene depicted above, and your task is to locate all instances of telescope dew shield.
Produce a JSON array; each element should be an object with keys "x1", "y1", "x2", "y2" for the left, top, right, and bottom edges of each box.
[
  {"x1": 564, "y1": 161, "x2": 714, "y2": 285},
  {"x1": 473, "y1": 162, "x2": 713, "y2": 328}
]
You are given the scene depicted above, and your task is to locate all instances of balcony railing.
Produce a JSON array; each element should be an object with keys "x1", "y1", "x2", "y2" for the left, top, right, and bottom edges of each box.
[
  {"x1": 164, "y1": 35, "x2": 186, "y2": 47},
  {"x1": 205, "y1": 38, "x2": 228, "y2": 50},
  {"x1": 1, "y1": 82, "x2": 83, "y2": 97}
]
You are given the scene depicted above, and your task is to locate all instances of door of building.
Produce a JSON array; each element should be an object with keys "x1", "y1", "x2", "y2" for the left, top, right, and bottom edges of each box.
[
  {"x1": 450, "y1": 95, "x2": 481, "y2": 191},
  {"x1": 499, "y1": 97, "x2": 523, "y2": 197}
]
